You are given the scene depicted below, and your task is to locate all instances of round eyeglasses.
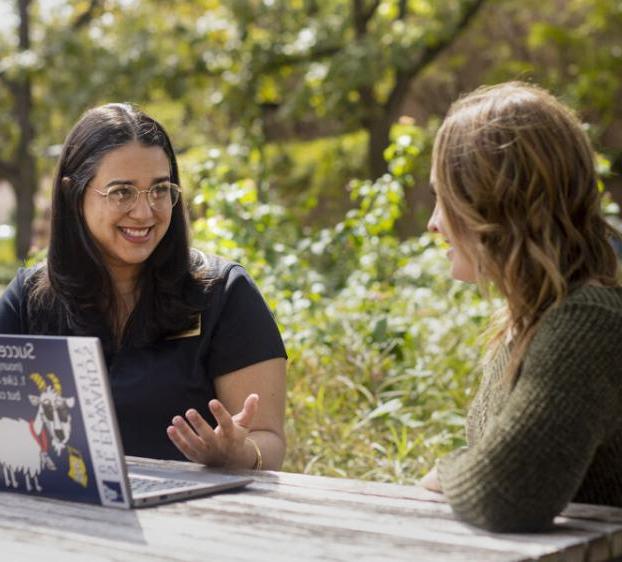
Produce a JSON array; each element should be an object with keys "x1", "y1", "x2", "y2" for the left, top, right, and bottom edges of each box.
[{"x1": 94, "y1": 182, "x2": 182, "y2": 213}]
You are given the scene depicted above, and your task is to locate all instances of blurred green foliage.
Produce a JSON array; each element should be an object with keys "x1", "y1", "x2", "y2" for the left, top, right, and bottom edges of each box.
[
  {"x1": 183, "y1": 132, "x2": 496, "y2": 481},
  {"x1": 182, "y1": 128, "x2": 617, "y2": 480},
  {"x1": 1, "y1": 0, "x2": 622, "y2": 481},
  {"x1": 0, "y1": 236, "x2": 17, "y2": 286},
  {"x1": 2, "y1": 0, "x2": 622, "y2": 251}
]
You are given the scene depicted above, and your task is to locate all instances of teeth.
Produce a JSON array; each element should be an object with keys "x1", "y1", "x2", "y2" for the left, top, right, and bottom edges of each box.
[{"x1": 121, "y1": 227, "x2": 149, "y2": 237}]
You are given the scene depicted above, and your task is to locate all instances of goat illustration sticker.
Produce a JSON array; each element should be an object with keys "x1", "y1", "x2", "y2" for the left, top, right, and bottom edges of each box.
[
  {"x1": 0, "y1": 338, "x2": 100, "y2": 504},
  {"x1": 0, "y1": 372, "x2": 78, "y2": 492}
]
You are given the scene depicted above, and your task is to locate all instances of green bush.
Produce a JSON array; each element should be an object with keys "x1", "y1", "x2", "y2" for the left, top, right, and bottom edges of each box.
[
  {"x1": 186, "y1": 132, "x2": 494, "y2": 483},
  {"x1": 0, "y1": 236, "x2": 18, "y2": 288}
]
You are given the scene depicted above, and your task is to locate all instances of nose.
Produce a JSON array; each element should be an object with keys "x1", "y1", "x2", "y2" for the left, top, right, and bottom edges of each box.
[
  {"x1": 128, "y1": 191, "x2": 155, "y2": 219},
  {"x1": 427, "y1": 202, "x2": 440, "y2": 233}
]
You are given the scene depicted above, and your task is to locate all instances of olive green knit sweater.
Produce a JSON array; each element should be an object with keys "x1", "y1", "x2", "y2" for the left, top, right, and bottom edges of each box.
[{"x1": 437, "y1": 286, "x2": 622, "y2": 532}]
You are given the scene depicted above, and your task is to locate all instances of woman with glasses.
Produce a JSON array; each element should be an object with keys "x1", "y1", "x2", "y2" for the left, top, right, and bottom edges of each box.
[
  {"x1": 0, "y1": 103, "x2": 287, "y2": 470},
  {"x1": 419, "y1": 82, "x2": 622, "y2": 532}
]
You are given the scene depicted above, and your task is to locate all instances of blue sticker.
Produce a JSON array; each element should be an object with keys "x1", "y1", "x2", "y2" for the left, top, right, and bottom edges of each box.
[{"x1": 102, "y1": 480, "x2": 125, "y2": 503}]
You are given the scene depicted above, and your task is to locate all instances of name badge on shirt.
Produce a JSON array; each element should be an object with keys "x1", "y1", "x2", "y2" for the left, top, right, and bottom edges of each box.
[{"x1": 167, "y1": 314, "x2": 202, "y2": 340}]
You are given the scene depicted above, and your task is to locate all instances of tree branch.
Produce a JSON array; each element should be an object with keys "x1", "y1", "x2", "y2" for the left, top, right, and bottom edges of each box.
[
  {"x1": 366, "y1": 0, "x2": 381, "y2": 22},
  {"x1": 0, "y1": 158, "x2": 18, "y2": 182},
  {"x1": 72, "y1": 0, "x2": 104, "y2": 30},
  {"x1": 240, "y1": 2, "x2": 382, "y2": 76},
  {"x1": 352, "y1": 0, "x2": 380, "y2": 37},
  {"x1": 384, "y1": 0, "x2": 487, "y2": 120},
  {"x1": 397, "y1": 0, "x2": 407, "y2": 20},
  {"x1": 18, "y1": 0, "x2": 31, "y2": 50},
  {"x1": 15, "y1": 0, "x2": 34, "y2": 157},
  {"x1": 0, "y1": 73, "x2": 19, "y2": 96},
  {"x1": 260, "y1": 43, "x2": 344, "y2": 73},
  {"x1": 351, "y1": 0, "x2": 382, "y2": 125}
]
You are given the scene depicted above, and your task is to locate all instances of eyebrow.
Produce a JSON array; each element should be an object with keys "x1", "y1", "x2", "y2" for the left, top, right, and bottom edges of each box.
[{"x1": 103, "y1": 176, "x2": 170, "y2": 189}]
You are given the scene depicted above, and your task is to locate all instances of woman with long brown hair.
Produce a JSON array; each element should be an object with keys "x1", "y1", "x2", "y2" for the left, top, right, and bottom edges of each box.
[
  {"x1": 421, "y1": 81, "x2": 622, "y2": 532},
  {"x1": 0, "y1": 103, "x2": 286, "y2": 470}
]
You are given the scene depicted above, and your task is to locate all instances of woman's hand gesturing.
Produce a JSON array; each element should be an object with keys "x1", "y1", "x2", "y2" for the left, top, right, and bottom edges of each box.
[{"x1": 167, "y1": 393, "x2": 259, "y2": 468}]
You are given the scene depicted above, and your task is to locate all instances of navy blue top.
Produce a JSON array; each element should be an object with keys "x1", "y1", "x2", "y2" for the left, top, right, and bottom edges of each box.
[{"x1": 0, "y1": 255, "x2": 287, "y2": 460}]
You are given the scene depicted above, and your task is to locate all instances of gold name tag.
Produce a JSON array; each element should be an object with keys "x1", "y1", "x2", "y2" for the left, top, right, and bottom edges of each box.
[{"x1": 167, "y1": 315, "x2": 202, "y2": 340}]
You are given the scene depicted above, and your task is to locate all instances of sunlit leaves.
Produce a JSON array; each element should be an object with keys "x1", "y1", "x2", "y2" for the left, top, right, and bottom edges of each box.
[{"x1": 186, "y1": 134, "x2": 493, "y2": 482}]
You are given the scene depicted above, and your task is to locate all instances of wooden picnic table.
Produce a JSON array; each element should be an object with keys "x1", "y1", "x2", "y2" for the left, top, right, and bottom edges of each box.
[{"x1": 1, "y1": 456, "x2": 622, "y2": 561}]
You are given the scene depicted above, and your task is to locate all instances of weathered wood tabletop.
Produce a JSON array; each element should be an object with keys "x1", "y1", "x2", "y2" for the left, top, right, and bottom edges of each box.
[{"x1": 1, "y1": 456, "x2": 622, "y2": 562}]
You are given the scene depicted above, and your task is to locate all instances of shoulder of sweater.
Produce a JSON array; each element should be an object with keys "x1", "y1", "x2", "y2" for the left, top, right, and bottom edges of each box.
[
  {"x1": 565, "y1": 284, "x2": 622, "y2": 308},
  {"x1": 521, "y1": 287, "x2": 622, "y2": 388},
  {"x1": 544, "y1": 286, "x2": 622, "y2": 328}
]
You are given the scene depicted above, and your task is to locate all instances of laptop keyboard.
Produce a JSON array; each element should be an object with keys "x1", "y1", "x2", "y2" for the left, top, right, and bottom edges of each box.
[{"x1": 129, "y1": 475, "x2": 201, "y2": 494}]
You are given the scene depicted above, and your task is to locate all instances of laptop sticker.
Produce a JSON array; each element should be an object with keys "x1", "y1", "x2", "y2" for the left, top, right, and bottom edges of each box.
[
  {"x1": 0, "y1": 338, "x2": 101, "y2": 504},
  {"x1": 67, "y1": 338, "x2": 130, "y2": 508}
]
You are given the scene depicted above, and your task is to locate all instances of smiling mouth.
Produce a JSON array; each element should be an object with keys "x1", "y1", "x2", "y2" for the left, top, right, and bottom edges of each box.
[{"x1": 118, "y1": 226, "x2": 153, "y2": 241}]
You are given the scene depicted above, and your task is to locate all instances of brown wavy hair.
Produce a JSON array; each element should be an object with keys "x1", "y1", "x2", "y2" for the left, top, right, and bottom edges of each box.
[{"x1": 431, "y1": 81, "x2": 620, "y2": 382}]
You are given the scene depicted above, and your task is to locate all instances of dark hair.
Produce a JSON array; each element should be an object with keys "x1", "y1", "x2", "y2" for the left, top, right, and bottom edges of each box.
[{"x1": 29, "y1": 103, "x2": 209, "y2": 352}]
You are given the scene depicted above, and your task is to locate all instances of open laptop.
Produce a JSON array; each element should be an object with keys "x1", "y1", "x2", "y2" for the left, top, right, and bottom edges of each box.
[{"x1": 0, "y1": 334, "x2": 252, "y2": 508}]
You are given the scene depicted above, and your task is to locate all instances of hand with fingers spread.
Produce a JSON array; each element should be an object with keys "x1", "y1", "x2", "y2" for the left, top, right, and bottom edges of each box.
[{"x1": 167, "y1": 393, "x2": 260, "y2": 468}]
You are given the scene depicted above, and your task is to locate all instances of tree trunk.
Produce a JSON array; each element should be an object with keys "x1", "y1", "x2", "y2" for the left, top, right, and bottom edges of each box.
[
  {"x1": 12, "y1": 0, "x2": 36, "y2": 260},
  {"x1": 367, "y1": 116, "x2": 392, "y2": 179},
  {"x1": 13, "y1": 164, "x2": 36, "y2": 260},
  {"x1": 13, "y1": 76, "x2": 37, "y2": 260}
]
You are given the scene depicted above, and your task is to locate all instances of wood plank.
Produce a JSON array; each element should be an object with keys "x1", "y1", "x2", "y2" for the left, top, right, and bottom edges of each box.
[
  {"x1": 555, "y1": 517, "x2": 622, "y2": 557},
  {"x1": 126, "y1": 459, "x2": 622, "y2": 562},
  {"x1": 562, "y1": 503, "x2": 622, "y2": 524},
  {"x1": 189, "y1": 493, "x2": 617, "y2": 560},
  {"x1": 0, "y1": 487, "x2": 609, "y2": 562},
  {"x1": 0, "y1": 497, "x2": 531, "y2": 562},
  {"x1": 0, "y1": 457, "x2": 621, "y2": 562}
]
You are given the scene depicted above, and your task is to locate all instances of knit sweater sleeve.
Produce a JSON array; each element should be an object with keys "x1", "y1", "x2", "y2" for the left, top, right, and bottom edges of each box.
[{"x1": 437, "y1": 301, "x2": 622, "y2": 532}]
